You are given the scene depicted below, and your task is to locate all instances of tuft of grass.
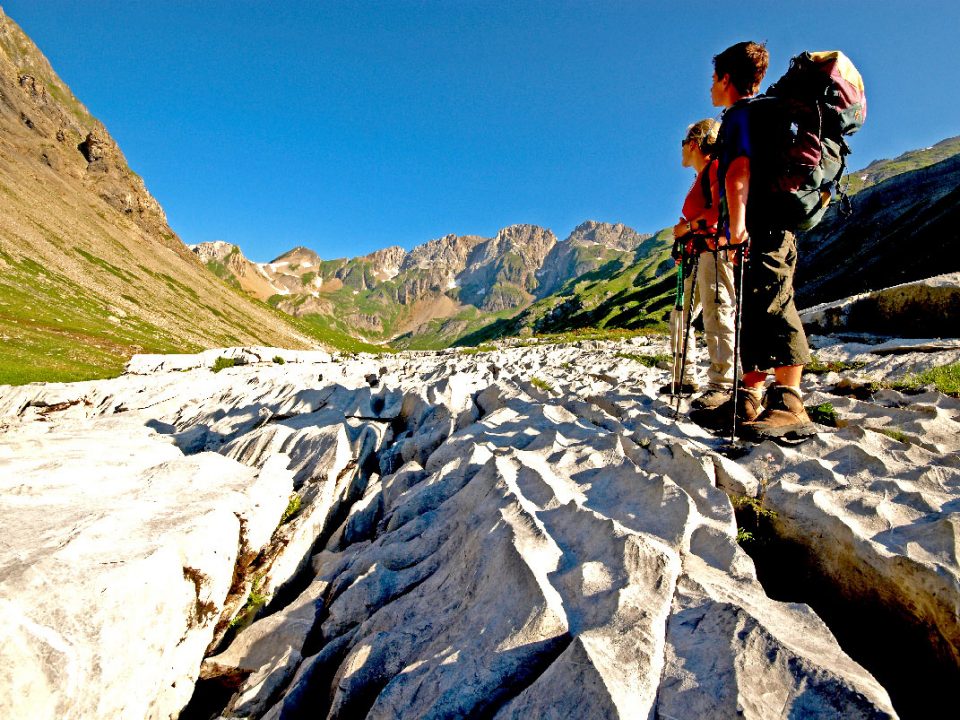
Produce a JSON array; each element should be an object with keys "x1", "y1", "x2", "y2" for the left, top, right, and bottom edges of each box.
[
  {"x1": 892, "y1": 362, "x2": 960, "y2": 397},
  {"x1": 871, "y1": 427, "x2": 911, "y2": 445},
  {"x1": 273, "y1": 355, "x2": 286, "y2": 365},
  {"x1": 461, "y1": 344, "x2": 496, "y2": 355},
  {"x1": 212, "y1": 356, "x2": 236, "y2": 373},
  {"x1": 280, "y1": 494, "x2": 301, "y2": 524},
  {"x1": 530, "y1": 377, "x2": 554, "y2": 393},
  {"x1": 731, "y1": 495, "x2": 778, "y2": 522},
  {"x1": 805, "y1": 354, "x2": 868, "y2": 375},
  {"x1": 229, "y1": 575, "x2": 267, "y2": 630},
  {"x1": 807, "y1": 402, "x2": 839, "y2": 427},
  {"x1": 616, "y1": 351, "x2": 672, "y2": 367}
]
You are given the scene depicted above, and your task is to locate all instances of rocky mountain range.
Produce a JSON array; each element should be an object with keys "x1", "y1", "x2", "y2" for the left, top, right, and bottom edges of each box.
[
  {"x1": 194, "y1": 136, "x2": 960, "y2": 351},
  {"x1": 193, "y1": 221, "x2": 652, "y2": 347}
]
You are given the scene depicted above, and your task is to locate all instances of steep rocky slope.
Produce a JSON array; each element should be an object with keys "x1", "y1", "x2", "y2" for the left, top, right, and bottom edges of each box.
[
  {"x1": 796, "y1": 152, "x2": 960, "y2": 308},
  {"x1": 3, "y1": 329, "x2": 958, "y2": 718},
  {"x1": 0, "y1": 9, "x2": 317, "y2": 384},
  {"x1": 843, "y1": 135, "x2": 960, "y2": 195}
]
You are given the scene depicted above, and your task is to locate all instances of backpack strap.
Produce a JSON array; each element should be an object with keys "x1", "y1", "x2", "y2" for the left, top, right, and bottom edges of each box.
[{"x1": 700, "y1": 157, "x2": 718, "y2": 209}]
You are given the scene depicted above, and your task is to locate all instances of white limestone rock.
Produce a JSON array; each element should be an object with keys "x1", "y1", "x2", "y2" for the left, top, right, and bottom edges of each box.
[
  {"x1": 7, "y1": 334, "x2": 960, "y2": 718},
  {"x1": 0, "y1": 417, "x2": 292, "y2": 720}
]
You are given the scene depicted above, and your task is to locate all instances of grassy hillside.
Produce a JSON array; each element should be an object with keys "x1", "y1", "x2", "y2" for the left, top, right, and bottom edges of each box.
[
  {"x1": 0, "y1": 9, "x2": 323, "y2": 385},
  {"x1": 844, "y1": 135, "x2": 960, "y2": 195},
  {"x1": 455, "y1": 230, "x2": 675, "y2": 345}
]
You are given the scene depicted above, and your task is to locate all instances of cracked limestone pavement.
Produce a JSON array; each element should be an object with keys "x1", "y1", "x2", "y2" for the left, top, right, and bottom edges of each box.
[{"x1": 1, "y1": 334, "x2": 957, "y2": 718}]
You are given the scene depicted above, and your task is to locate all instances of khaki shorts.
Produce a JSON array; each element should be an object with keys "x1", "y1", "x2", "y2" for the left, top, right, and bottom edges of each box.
[{"x1": 740, "y1": 229, "x2": 811, "y2": 372}]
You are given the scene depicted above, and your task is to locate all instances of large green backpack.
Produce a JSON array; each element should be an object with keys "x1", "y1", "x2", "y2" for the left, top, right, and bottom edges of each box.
[{"x1": 752, "y1": 50, "x2": 867, "y2": 232}]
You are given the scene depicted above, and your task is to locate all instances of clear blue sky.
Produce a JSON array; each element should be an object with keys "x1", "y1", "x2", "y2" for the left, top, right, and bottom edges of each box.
[{"x1": 5, "y1": 1, "x2": 958, "y2": 262}]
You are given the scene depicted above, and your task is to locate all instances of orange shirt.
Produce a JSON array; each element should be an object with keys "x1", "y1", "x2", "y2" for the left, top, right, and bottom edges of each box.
[{"x1": 681, "y1": 158, "x2": 720, "y2": 233}]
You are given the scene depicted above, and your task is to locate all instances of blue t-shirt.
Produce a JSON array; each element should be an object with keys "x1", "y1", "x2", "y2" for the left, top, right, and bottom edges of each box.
[{"x1": 717, "y1": 98, "x2": 774, "y2": 231}]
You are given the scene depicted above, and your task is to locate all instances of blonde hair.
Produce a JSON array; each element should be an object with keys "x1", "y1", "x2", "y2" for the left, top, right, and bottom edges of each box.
[{"x1": 684, "y1": 118, "x2": 719, "y2": 156}]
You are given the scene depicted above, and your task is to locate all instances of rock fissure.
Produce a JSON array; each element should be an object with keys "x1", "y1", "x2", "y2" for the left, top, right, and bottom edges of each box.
[{"x1": 733, "y1": 501, "x2": 958, "y2": 720}]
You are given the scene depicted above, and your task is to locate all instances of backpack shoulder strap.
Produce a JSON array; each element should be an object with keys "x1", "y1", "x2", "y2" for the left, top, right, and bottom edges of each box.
[{"x1": 700, "y1": 157, "x2": 718, "y2": 209}]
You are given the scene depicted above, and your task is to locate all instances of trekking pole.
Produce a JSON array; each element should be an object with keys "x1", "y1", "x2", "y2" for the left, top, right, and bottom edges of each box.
[
  {"x1": 670, "y1": 254, "x2": 685, "y2": 397},
  {"x1": 728, "y1": 240, "x2": 748, "y2": 446},
  {"x1": 675, "y1": 249, "x2": 700, "y2": 416}
]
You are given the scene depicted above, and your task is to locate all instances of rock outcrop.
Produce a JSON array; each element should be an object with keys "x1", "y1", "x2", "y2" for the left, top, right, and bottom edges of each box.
[
  {"x1": 800, "y1": 272, "x2": 960, "y2": 338},
  {"x1": 4, "y1": 330, "x2": 958, "y2": 718}
]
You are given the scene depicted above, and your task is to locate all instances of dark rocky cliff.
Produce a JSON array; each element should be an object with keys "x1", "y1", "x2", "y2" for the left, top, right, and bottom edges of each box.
[{"x1": 796, "y1": 153, "x2": 960, "y2": 308}]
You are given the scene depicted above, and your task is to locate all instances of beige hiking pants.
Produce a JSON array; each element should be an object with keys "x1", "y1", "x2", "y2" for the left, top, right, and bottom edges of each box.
[{"x1": 669, "y1": 251, "x2": 736, "y2": 388}]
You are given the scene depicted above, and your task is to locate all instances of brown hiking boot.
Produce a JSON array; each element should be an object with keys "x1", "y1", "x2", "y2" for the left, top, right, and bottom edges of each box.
[
  {"x1": 691, "y1": 387, "x2": 732, "y2": 410},
  {"x1": 688, "y1": 386, "x2": 763, "y2": 433},
  {"x1": 740, "y1": 385, "x2": 817, "y2": 441}
]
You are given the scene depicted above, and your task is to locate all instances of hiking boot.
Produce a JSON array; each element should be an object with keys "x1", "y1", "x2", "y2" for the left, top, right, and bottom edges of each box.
[
  {"x1": 689, "y1": 386, "x2": 763, "y2": 433},
  {"x1": 740, "y1": 385, "x2": 817, "y2": 442},
  {"x1": 659, "y1": 381, "x2": 699, "y2": 396},
  {"x1": 691, "y1": 387, "x2": 732, "y2": 410}
]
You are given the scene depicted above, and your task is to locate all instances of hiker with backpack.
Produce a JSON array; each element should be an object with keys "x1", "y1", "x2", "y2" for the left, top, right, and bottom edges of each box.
[
  {"x1": 690, "y1": 41, "x2": 865, "y2": 442},
  {"x1": 689, "y1": 42, "x2": 812, "y2": 440},
  {"x1": 661, "y1": 119, "x2": 736, "y2": 410}
]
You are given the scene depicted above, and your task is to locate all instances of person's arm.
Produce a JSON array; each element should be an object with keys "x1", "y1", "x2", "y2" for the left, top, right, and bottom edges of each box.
[{"x1": 725, "y1": 156, "x2": 750, "y2": 245}]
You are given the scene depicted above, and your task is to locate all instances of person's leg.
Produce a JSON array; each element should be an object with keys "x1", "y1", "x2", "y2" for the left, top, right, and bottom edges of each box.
[
  {"x1": 680, "y1": 270, "x2": 700, "y2": 386},
  {"x1": 691, "y1": 252, "x2": 735, "y2": 410},
  {"x1": 774, "y1": 364, "x2": 803, "y2": 388},
  {"x1": 698, "y1": 251, "x2": 735, "y2": 389},
  {"x1": 740, "y1": 232, "x2": 815, "y2": 439}
]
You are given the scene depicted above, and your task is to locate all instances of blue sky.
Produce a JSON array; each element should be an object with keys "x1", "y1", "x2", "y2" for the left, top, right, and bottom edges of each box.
[{"x1": 5, "y1": 1, "x2": 958, "y2": 262}]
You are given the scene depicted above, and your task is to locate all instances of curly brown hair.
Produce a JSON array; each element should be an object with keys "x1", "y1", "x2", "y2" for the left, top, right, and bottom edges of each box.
[{"x1": 713, "y1": 41, "x2": 769, "y2": 96}]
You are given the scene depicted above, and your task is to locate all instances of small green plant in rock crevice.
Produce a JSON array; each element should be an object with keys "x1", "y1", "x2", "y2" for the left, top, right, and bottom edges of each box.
[
  {"x1": 731, "y1": 453, "x2": 780, "y2": 546},
  {"x1": 212, "y1": 356, "x2": 236, "y2": 373},
  {"x1": 871, "y1": 426, "x2": 911, "y2": 445},
  {"x1": 615, "y1": 351, "x2": 672, "y2": 367},
  {"x1": 280, "y1": 493, "x2": 301, "y2": 524},
  {"x1": 229, "y1": 574, "x2": 267, "y2": 631},
  {"x1": 530, "y1": 377, "x2": 554, "y2": 393},
  {"x1": 273, "y1": 355, "x2": 286, "y2": 365},
  {"x1": 806, "y1": 402, "x2": 839, "y2": 427}
]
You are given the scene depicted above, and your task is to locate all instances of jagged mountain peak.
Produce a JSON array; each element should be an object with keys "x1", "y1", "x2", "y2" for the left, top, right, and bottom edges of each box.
[
  {"x1": 269, "y1": 246, "x2": 321, "y2": 267},
  {"x1": 567, "y1": 220, "x2": 652, "y2": 251}
]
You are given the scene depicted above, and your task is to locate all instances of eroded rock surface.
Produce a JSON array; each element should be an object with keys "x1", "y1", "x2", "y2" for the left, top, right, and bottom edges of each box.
[{"x1": 2, "y1": 335, "x2": 958, "y2": 718}]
